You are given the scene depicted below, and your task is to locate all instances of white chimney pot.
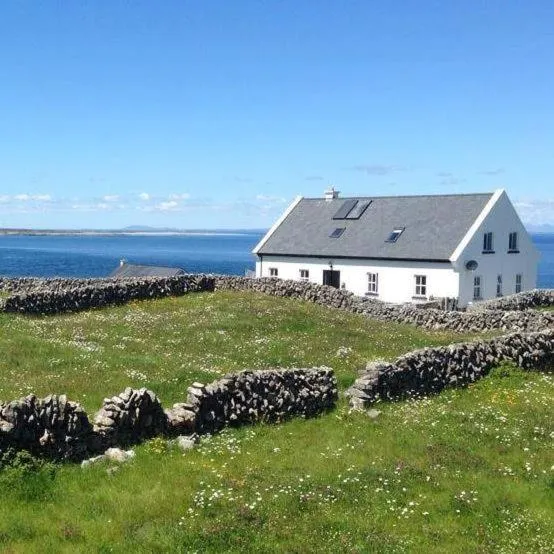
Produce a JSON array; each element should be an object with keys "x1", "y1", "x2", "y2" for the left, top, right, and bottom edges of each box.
[{"x1": 324, "y1": 187, "x2": 340, "y2": 201}]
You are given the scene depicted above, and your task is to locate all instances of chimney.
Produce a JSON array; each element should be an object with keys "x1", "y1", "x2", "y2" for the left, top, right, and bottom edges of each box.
[
  {"x1": 324, "y1": 186, "x2": 340, "y2": 201},
  {"x1": 120, "y1": 258, "x2": 127, "y2": 267}
]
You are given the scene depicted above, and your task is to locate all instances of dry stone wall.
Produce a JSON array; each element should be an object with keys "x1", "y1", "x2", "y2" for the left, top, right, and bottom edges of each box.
[
  {"x1": 1, "y1": 275, "x2": 553, "y2": 334},
  {"x1": 0, "y1": 394, "x2": 92, "y2": 461},
  {"x1": 346, "y1": 329, "x2": 554, "y2": 409},
  {"x1": 215, "y1": 277, "x2": 554, "y2": 333},
  {"x1": 92, "y1": 388, "x2": 168, "y2": 449},
  {"x1": 466, "y1": 289, "x2": 554, "y2": 311},
  {"x1": 0, "y1": 275, "x2": 214, "y2": 314},
  {"x1": 0, "y1": 368, "x2": 337, "y2": 461},
  {"x1": 186, "y1": 368, "x2": 337, "y2": 434}
]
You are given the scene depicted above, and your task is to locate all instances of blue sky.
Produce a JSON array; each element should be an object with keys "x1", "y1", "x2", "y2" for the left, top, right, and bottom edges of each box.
[{"x1": 1, "y1": 1, "x2": 553, "y2": 229}]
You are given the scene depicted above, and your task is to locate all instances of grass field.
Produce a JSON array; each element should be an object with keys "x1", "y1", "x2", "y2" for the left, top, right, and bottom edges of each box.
[{"x1": 0, "y1": 291, "x2": 552, "y2": 553}]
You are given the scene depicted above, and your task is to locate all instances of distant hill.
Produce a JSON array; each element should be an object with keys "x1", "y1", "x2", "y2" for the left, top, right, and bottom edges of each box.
[{"x1": 122, "y1": 225, "x2": 179, "y2": 232}]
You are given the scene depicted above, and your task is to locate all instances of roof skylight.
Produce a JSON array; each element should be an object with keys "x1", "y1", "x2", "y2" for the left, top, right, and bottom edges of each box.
[
  {"x1": 329, "y1": 227, "x2": 346, "y2": 238},
  {"x1": 386, "y1": 228, "x2": 404, "y2": 243},
  {"x1": 333, "y1": 199, "x2": 358, "y2": 220},
  {"x1": 346, "y1": 200, "x2": 372, "y2": 219}
]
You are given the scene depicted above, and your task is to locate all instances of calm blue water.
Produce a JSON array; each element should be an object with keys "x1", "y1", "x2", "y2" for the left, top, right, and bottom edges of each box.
[
  {"x1": 0, "y1": 232, "x2": 553, "y2": 287},
  {"x1": 0, "y1": 232, "x2": 264, "y2": 278}
]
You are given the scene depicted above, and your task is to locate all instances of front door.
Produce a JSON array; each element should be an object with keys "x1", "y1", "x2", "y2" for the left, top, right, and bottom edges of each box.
[{"x1": 322, "y1": 270, "x2": 340, "y2": 288}]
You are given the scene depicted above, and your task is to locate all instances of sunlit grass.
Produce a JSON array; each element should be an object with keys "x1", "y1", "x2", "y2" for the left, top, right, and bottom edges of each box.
[{"x1": 0, "y1": 291, "x2": 552, "y2": 553}]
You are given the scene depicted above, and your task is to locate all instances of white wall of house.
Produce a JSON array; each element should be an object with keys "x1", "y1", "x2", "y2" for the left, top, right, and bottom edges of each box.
[
  {"x1": 451, "y1": 191, "x2": 540, "y2": 307},
  {"x1": 256, "y1": 256, "x2": 460, "y2": 304}
]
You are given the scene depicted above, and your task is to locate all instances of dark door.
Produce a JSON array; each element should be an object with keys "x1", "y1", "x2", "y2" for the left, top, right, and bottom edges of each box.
[{"x1": 322, "y1": 270, "x2": 340, "y2": 288}]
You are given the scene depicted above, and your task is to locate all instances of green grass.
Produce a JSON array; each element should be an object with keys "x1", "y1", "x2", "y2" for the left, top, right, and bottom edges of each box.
[{"x1": 0, "y1": 291, "x2": 552, "y2": 553}]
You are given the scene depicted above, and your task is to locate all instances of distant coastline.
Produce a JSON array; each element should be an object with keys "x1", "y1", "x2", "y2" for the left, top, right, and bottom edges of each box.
[{"x1": 0, "y1": 227, "x2": 267, "y2": 237}]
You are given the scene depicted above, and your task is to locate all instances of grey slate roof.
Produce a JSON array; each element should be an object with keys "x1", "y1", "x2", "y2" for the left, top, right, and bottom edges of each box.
[
  {"x1": 257, "y1": 193, "x2": 494, "y2": 261},
  {"x1": 109, "y1": 263, "x2": 185, "y2": 279}
]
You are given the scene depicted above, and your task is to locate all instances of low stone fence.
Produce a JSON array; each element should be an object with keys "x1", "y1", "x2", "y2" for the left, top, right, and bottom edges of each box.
[
  {"x1": 0, "y1": 275, "x2": 215, "y2": 315},
  {"x1": 186, "y1": 368, "x2": 337, "y2": 434},
  {"x1": 467, "y1": 289, "x2": 554, "y2": 311},
  {"x1": 1, "y1": 275, "x2": 553, "y2": 333},
  {"x1": 0, "y1": 367, "x2": 336, "y2": 461},
  {"x1": 215, "y1": 277, "x2": 554, "y2": 333},
  {"x1": 346, "y1": 329, "x2": 554, "y2": 409}
]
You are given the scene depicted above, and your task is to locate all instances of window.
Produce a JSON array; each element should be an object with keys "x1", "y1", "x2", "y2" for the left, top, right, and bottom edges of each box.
[
  {"x1": 329, "y1": 227, "x2": 346, "y2": 238},
  {"x1": 496, "y1": 274, "x2": 503, "y2": 297},
  {"x1": 269, "y1": 267, "x2": 278, "y2": 277},
  {"x1": 473, "y1": 276, "x2": 482, "y2": 300},
  {"x1": 508, "y1": 232, "x2": 518, "y2": 252},
  {"x1": 367, "y1": 272, "x2": 378, "y2": 294},
  {"x1": 299, "y1": 269, "x2": 309, "y2": 281},
  {"x1": 483, "y1": 232, "x2": 494, "y2": 253},
  {"x1": 386, "y1": 228, "x2": 405, "y2": 243},
  {"x1": 414, "y1": 275, "x2": 427, "y2": 297},
  {"x1": 515, "y1": 274, "x2": 522, "y2": 293},
  {"x1": 346, "y1": 200, "x2": 372, "y2": 219}
]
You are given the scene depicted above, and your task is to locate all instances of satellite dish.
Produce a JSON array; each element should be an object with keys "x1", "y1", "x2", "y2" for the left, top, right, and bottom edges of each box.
[{"x1": 465, "y1": 260, "x2": 478, "y2": 271}]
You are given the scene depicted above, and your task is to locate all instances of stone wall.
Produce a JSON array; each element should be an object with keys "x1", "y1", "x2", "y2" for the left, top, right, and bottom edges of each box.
[
  {"x1": 186, "y1": 368, "x2": 337, "y2": 434},
  {"x1": 346, "y1": 329, "x2": 554, "y2": 409},
  {"x1": 0, "y1": 368, "x2": 337, "y2": 461},
  {"x1": 2, "y1": 275, "x2": 553, "y2": 333},
  {"x1": 214, "y1": 277, "x2": 554, "y2": 333},
  {"x1": 466, "y1": 289, "x2": 554, "y2": 311},
  {"x1": 0, "y1": 275, "x2": 215, "y2": 314}
]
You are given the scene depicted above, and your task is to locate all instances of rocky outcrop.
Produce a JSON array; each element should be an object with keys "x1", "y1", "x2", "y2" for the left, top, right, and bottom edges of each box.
[{"x1": 346, "y1": 329, "x2": 554, "y2": 409}]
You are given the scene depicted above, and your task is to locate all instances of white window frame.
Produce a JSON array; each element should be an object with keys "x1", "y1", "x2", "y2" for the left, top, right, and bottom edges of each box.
[
  {"x1": 515, "y1": 274, "x2": 522, "y2": 293},
  {"x1": 496, "y1": 274, "x2": 503, "y2": 297},
  {"x1": 269, "y1": 267, "x2": 278, "y2": 277},
  {"x1": 483, "y1": 232, "x2": 494, "y2": 253},
  {"x1": 508, "y1": 232, "x2": 518, "y2": 252},
  {"x1": 299, "y1": 269, "x2": 309, "y2": 281},
  {"x1": 414, "y1": 275, "x2": 427, "y2": 297},
  {"x1": 473, "y1": 276, "x2": 482, "y2": 300},
  {"x1": 367, "y1": 272, "x2": 379, "y2": 295}
]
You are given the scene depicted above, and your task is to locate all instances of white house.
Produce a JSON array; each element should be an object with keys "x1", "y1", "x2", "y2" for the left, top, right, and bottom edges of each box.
[{"x1": 253, "y1": 188, "x2": 539, "y2": 307}]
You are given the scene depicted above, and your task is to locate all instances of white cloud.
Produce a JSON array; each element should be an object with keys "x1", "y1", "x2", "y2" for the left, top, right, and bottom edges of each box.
[
  {"x1": 169, "y1": 193, "x2": 191, "y2": 201},
  {"x1": 138, "y1": 193, "x2": 150, "y2": 201},
  {"x1": 255, "y1": 194, "x2": 286, "y2": 203},
  {"x1": 156, "y1": 200, "x2": 179, "y2": 211},
  {"x1": 102, "y1": 195, "x2": 119, "y2": 202},
  {"x1": 514, "y1": 198, "x2": 554, "y2": 225},
  {"x1": 13, "y1": 193, "x2": 52, "y2": 202}
]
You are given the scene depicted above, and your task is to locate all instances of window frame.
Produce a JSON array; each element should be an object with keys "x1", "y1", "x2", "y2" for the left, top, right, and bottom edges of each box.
[
  {"x1": 367, "y1": 272, "x2": 379, "y2": 295},
  {"x1": 515, "y1": 274, "x2": 523, "y2": 293},
  {"x1": 508, "y1": 232, "x2": 519, "y2": 253},
  {"x1": 473, "y1": 275, "x2": 482, "y2": 300},
  {"x1": 483, "y1": 232, "x2": 494, "y2": 253},
  {"x1": 299, "y1": 269, "x2": 309, "y2": 281},
  {"x1": 414, "y1": 274, "x2": 427, "y2": 298},
  {"x1": 496, "y1": 274, "x2": 503, "y2": 297},
  {"x1": 269, "y1": 267, "x2": 278, "y2": 277}
]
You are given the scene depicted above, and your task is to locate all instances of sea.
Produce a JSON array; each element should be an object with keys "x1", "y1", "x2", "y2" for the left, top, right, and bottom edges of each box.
[{"x1": 0, "y1": 231, "x2": 553, "y2": 288}]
